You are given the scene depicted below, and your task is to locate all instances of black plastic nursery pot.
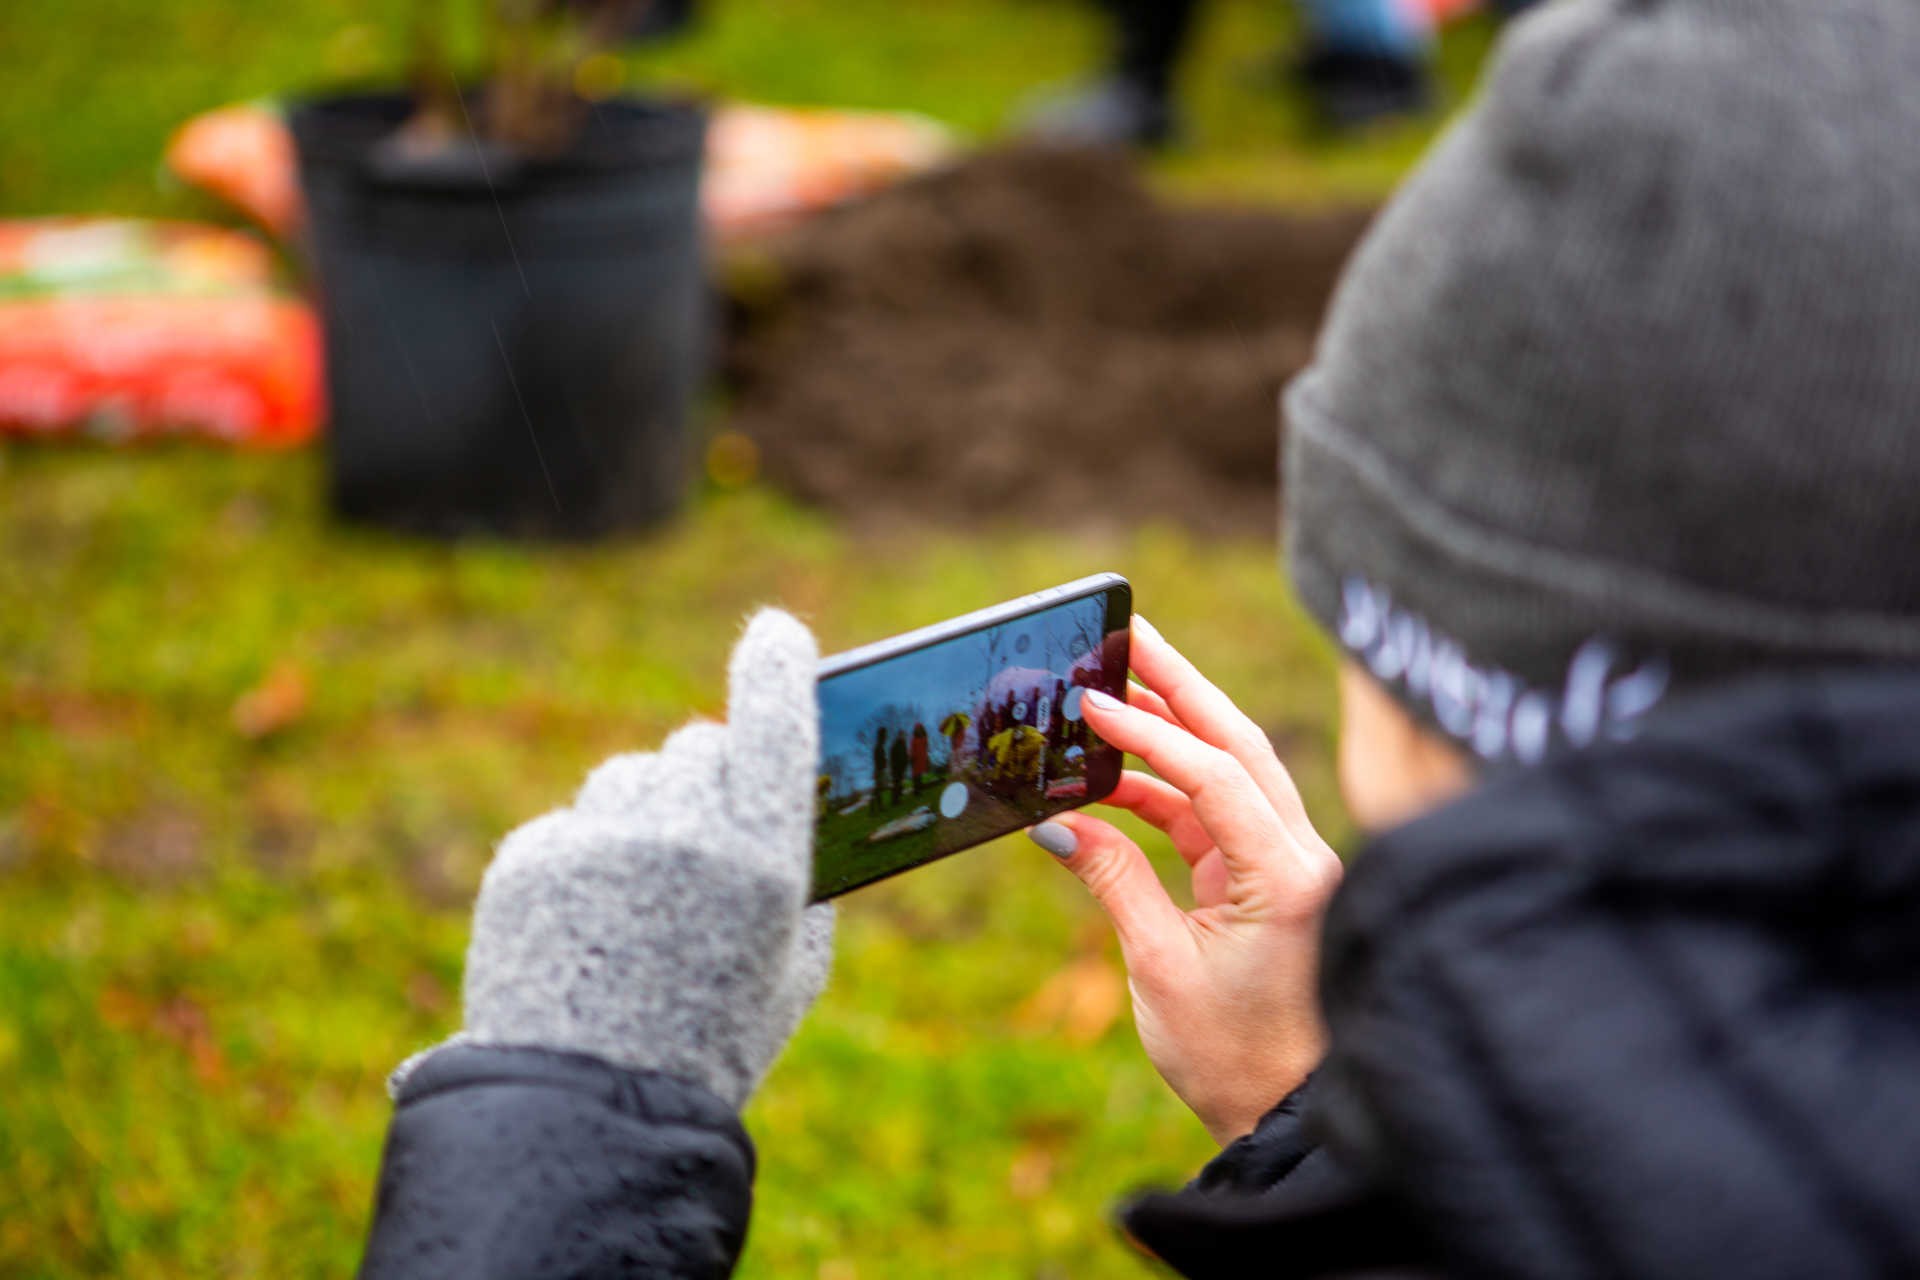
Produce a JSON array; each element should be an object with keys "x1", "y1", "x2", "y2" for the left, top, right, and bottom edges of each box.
[{"x1": 290, "y1": 93, "x2": 707, "y2": 539}]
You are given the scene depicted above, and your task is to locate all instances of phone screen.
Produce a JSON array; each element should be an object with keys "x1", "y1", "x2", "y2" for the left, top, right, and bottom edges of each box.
[{"x1": 812, "y1": 579, "x2": 1131, "y2": 900}]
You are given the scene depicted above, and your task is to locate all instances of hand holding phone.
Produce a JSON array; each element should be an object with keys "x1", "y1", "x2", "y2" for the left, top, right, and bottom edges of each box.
[
  {"x1": 1026, "y1": 615, "x2": 1347, "y2": 1144},
  {"x1": 811, "y1": 574, "x2": 1132, "y2": 900}
]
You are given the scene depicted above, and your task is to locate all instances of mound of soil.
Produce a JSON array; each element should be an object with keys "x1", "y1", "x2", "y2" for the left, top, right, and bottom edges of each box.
[{"x1": 721, "y1": 146, "x2": 1372, "y2": 537}]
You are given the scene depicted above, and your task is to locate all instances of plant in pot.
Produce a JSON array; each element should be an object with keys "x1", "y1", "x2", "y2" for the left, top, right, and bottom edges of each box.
[{"x1": 291, "y1": 0, "x2": 707, "y2": 539}]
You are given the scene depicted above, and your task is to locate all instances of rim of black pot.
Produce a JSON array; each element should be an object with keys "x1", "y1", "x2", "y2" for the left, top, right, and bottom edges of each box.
[{"x1": 288, "y1": 90, "x2": 706, "y2": 190}]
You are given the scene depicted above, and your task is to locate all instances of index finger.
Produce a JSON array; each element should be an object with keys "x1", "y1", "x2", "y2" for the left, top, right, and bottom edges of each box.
[
  {"x1": 1129, "y1": 616, "x2": 1323, "y2": 847},
  {"x1": 1082, "y1": 690, "x2": 1296, "y2": 891}
]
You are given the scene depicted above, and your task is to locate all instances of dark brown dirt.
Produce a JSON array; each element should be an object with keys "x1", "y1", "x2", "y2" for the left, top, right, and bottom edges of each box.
[{"x1": 721, "y1": 146, "x2": 1372, "y2": 537}]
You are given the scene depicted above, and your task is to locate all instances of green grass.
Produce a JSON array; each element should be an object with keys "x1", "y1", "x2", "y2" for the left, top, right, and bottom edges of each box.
[
  {"x1": 2, "y1": 449, "x2": 1348, "y2": 1277},
  {"x1": 0, "y1": 0, "x2": 1501, "y2": 219},
  {"x1": 0, "y1": 1, "x2": 1504, "y2": 1274},
  {"x1": 813, "y1": 753, "x2": 1087, "y2": 900}
]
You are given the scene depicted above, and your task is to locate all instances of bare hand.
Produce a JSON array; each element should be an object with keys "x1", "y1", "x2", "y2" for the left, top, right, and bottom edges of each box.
[{"x1": 1032, "y1": 617, "x2": 1343, "y2": 1144}]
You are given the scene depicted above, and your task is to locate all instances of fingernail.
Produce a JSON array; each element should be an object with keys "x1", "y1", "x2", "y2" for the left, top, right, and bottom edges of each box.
[
  {"x1": 1085, "y1": 689, "x2": 1122, "y2": 713},
  {"x1": 1029, "y1": 821, "x2": 1078, "y2": 859},
  {"x1": 1133, "y1": 614, "x2": 1160, "y2": 641}
]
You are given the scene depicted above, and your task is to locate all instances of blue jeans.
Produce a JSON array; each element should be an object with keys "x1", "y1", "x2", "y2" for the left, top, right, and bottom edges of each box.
[{"x1": 1300, "y1": 0, "x2": 1431, "y2": 61}]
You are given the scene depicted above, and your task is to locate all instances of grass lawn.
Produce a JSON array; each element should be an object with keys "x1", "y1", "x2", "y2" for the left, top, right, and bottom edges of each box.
[
  {"x1": 814, "y1": 771, "x2": 971, "y2": 901},
  {"x1": 1, "y1": 2, "x2": 1501, "y2": 1275}
]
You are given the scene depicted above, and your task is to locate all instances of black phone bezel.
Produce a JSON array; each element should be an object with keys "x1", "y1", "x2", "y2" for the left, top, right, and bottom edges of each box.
[{"x1": 810, "y1": 573, "x2": 1133, "y2": 901}]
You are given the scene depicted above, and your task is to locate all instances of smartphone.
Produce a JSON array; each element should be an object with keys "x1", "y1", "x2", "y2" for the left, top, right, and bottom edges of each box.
[{"x1": 811, "y1": 573, "x2": 1132, "y2": 901}]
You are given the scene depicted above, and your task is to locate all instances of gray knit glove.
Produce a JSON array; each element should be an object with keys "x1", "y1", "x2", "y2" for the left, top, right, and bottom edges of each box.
[{"x1": 416, "y1": 610, "x2": 833, "y2": 1108}]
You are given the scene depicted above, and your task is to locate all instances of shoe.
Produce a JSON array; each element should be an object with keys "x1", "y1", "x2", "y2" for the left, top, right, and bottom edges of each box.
[
  {"x1": 1017, "y1": 75, "x2": 1179, "y2": 150},
  {"x1": 1296, "y1": 46, "x2": 1433, "y2": 132}
]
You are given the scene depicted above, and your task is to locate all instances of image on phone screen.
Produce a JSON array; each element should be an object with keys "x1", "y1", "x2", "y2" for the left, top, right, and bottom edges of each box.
[{"x1": 812, "y1": 576, "x2": 1130, "y2": 900}]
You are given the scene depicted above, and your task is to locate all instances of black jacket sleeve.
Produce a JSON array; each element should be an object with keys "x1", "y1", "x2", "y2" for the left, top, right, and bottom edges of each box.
[
  {"x1": 1118, "y1": 1075, "x2": 1435, "y2": 1278},
  {"x1": 357, "y1": 1042, "x2": 755, "y2": 1280},
  {"x1": 1189, "y1": 1073, "x2": 1350, "y2": 1198}
]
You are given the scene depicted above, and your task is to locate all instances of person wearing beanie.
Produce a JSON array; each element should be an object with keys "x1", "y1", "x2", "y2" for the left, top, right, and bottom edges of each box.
[
  {"x1": 355, "y1": 0, "x2": 1920, "y2": 1275},
  {"x1": 1041, "y1": 0, "x2": 1920, "y2": 1273}
]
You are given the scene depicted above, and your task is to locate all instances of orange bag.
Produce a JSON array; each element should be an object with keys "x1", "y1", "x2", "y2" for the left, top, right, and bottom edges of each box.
[
  {"x1": 0, "y1": 220, "x2": 322, "y2": 446},
  {"x1": 165, "y1": 100, "x2": 956, "y2": 244},
  {"x1": 166, "y1": 101, "x2": 305, "y2": 240}
]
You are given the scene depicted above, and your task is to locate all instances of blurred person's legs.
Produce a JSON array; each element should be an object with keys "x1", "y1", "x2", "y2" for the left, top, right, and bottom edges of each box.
[
  {"x1": 1020, "y1": 0, "x2": 1435, "y2": 148},
  {"x1": 1300, "y1": 0, "x2": 1430, "y2": 65},
  {"x1": 576, "y1": 0, "x2": 697, "y2": 43},
  {"x1": 1021, "y1": 0, "x2": 1551, "y2": 148},
  {"x1": 1297, "y1": 0, "x2": 1552, "y2": 129},
  {"x1": 1295, "y1": 0, "x2": 1434, "y2": 129},
  {"x1": 1111, "y1": 0, "x2": 1203, "y2": 111},
  {"x1": 1023, "y1": 0, "x2": 1200, "y2": 147}
]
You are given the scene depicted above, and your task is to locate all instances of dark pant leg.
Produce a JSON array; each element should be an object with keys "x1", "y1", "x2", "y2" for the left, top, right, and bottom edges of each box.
[{"x1": 1104, "y1": 0, "x2": 1205, "y2": 93}]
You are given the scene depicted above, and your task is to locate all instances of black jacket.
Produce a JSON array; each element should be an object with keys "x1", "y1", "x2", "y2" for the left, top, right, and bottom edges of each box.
[
  {"x1": 357, "y1": 1045, "x2": 754, "y2": 1277},
  {"x1": 360, "y1": 670, "x2": 1920, "y2": 1278},
  {"x1": 1128, "y1": 668, "x2": 1920, "y2": 1277}
]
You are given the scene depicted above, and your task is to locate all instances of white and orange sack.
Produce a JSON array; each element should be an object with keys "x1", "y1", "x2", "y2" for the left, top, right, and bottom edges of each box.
[{"x1": 0, "y1": 219, "x2": 322, "y2": 446}]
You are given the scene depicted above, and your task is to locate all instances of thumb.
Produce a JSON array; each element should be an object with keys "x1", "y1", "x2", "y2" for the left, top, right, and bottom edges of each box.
[
  {"x1": 741, "y1": 902, "x2": 836, "y2": 1102},
  {"x1": 723, "y1": 608, "x2": 820, "y2": 847},
  {"x1": 1032, "y1": 812, "x2": 1186, "y2": 960}
]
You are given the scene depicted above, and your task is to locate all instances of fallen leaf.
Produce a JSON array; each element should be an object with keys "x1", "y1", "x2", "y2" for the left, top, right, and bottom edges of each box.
[
  {"x1": 96, "y1": 984, "x2": 147, "y2": 1031},
  {"x1": 154, "y1": 994, "x2": 229, "y2": 1087},
  {"x1": 405, "y1": 970, "x2": 450, "y2": 1015},
  {"x1": 1014, "y1": 954, "x2": 1126, "y2": 1046},
  {"x1": 231, "y1": 662, "x2": 310, "y2": 739},
  {"x1": 1008, "y1": 1143, "x2": 1056, "y2": 1200}
]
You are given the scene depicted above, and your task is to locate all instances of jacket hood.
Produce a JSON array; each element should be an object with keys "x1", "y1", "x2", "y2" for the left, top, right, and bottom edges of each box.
[{"x1": 1313, "y1": 667, "x2": 1920, "y2": 1279}]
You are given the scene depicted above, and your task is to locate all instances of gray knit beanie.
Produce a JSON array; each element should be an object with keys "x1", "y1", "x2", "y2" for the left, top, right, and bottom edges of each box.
[{"x1": 1284, "y1": 0, "x2": 1920, "y2": 766}]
